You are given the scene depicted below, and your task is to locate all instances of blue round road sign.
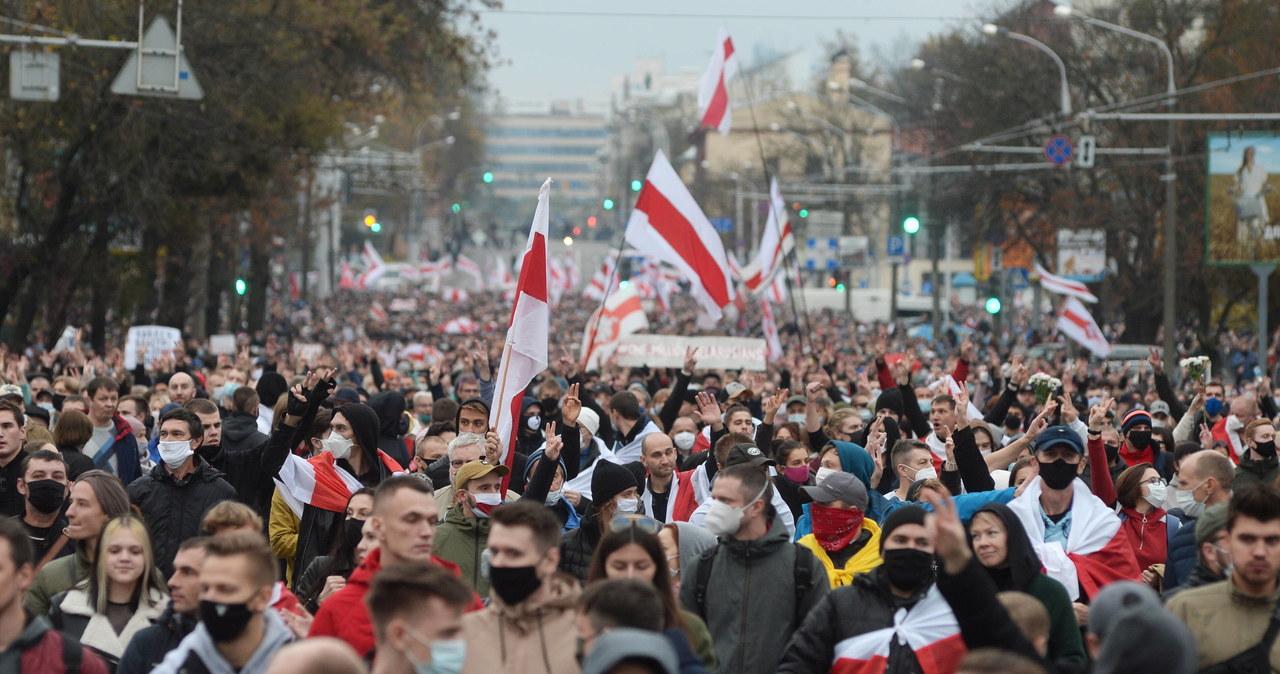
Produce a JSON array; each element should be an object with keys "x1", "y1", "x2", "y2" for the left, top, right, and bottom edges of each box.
[{"x1": 1044, "y1": 135, "x2": 1074, "y2": 165}]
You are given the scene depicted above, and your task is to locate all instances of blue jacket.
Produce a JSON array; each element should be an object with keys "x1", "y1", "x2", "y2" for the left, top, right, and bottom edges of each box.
[
  {"x1": 1163, "y1": 510, "x2": 1199, "y2": 589},
  {"x1": 94, "y1": 415, "x2": 143, "y2": 484}
]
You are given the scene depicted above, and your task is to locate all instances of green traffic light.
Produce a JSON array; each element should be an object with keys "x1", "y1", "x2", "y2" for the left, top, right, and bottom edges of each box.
[
  {"x1": 482, "y1": 171, "x2": 494, "y2": 184},
  {"x1": 836, "y1": 283, "x2": 846, "y2": 292},
  {"x1": 370, "y1": 222, "x2": 382, "y2": 233},
  {"x1": 985, "y1": 296, "x2": 1002, "y2": 314},
  {"x1": 603, "y1": 198, "x2": 615, "y2": 210},
  {"x1": 451, "y1": 203, "x2": 461, "y2": 214},
  {"x1": 799, "y1": 209, "x2": 809, "y2": 218},
  {"x1": 903, "y1": 216, "x2": 921, "y2": 234},
  {"x1": 630, "y1": 180, "x2": 642, "y2": 192},
  {"x1": 235, "y1": 279, "x2": 247, "y2": 296}
]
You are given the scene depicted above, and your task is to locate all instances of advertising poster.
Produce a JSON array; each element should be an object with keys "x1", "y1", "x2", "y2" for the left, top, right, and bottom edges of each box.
[{"x1": 1206, "y1": 131, "x2": 1280, "y2": 264}]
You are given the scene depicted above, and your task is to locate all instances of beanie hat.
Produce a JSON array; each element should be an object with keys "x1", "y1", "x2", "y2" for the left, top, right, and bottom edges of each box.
[
  {"x1": 875, "y1": 387, "x2": 905, "y2": 417},
  {"x1": 879, "y1": 504, "x2": 927, "y2": 551},
  {"x1": 1121, "y1": 410, "x2": 1153, "y2": 435},
  {"x1": 577, "y1": 407, "x2": 600, "y2": 436},
  {"x1": 255, "y1": 372, "x2": 288, "y2": 408},
  {"x1": 592, "y1": 461, "x2": 638, "y2": 505}
]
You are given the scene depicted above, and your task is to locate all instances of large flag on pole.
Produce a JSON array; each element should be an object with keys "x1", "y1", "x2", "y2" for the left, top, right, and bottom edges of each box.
[
  {"x1": 489, "y1": 179, "x2": 552, "y2": 489},
  {"x1": 697, "y1": 27, "x2": 738, "y2": 135},
  {"x1": 1056, "y1": 297, "x2": 1111, "y2": 357},
  {"x1": 580, "y1": 284, "x2": 648, "y2": 370},
  {"x1": 1035, "y1": 262, "x2": 1098, "y2": 303},
  {"x1": 742, "y1": 177, "x2": 796, "y2": 293},
  {"x1": 762, "y1": 299, "x2": 783, "y2": 363},
  {"x1": 625, "y1": 150, "x2": 736, "y2": 319}
]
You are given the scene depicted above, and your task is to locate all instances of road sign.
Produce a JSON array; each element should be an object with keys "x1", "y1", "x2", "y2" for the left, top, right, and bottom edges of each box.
[
  {"x1": 1007, "y1": 267, "x2": 1029, "y2": 291},
  {"x1": 111, "y1": 16, "x2": 204, "y2": 100},
  {"x1": 887, "y1": 235, "x2": 905, "y2": 260},
  {"x1": 1044, "y1": 135, "x2": 1074, "y2": 165},
  {"x1": 709, "y1": 217, "x2": 734, "y2": 233},
  {"x1": 10, "y1": 50, "x2": 59, "y2": 102},
  {"x1": 1076, "y1": 135, "x2": 1096, "y2": 169}
]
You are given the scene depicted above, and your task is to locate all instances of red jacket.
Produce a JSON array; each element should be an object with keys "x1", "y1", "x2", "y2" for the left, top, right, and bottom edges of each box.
[
  {"x1": 1119, "y1": 505, "x2": 1170, "y2": 571},
  {"x1": 308, "y1": 547, "x2": 482, "y2": 657}
]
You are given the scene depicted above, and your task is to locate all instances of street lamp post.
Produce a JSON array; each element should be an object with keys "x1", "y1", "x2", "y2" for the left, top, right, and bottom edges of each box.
[
  {"x1": 982, "y1": 24, "x2": 1073, "y2": 118},
  {"x1": 1053, "y1": 1, "x2": 1181, "y2": 370}
]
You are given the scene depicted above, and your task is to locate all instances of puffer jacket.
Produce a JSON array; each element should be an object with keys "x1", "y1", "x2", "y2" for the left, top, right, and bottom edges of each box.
[
  {"x1": 558, "y1": 512, "x2": 602, "y2": 580},
  {"x1": 127, "y1": 457, "x2": 236, "y2": 576},
  {"x1": 1164, "y1": 511, "x2": 1200, "y2": 589},
  {"x1": 679, "y1": 515, "x2": 830, "y2": 674},
  {"x1": 777, "y1": 568, "x2": 939, "y2": 674},
  {"x1": 460, "y1": 573, "x2": 582, "y2": 674},
  {"x1": 434, "y1": 505, "x2": 492, "y2": 598}
]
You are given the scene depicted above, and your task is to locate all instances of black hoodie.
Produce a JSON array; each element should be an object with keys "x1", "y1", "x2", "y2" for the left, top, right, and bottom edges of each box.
[{"x1": 367, "y1": 392, "x2": 411, "y2": 467}]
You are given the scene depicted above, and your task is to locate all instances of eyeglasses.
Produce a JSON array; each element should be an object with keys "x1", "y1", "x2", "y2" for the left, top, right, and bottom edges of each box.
[
  {"x1": 610, "y1": 514, "x2": 661, "y2": 535},
  {"x1": 1140, "y1": 477, "x2": 1167, "y2": 488}
]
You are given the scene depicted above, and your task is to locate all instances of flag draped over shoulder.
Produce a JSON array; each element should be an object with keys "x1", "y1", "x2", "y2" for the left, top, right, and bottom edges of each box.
[{"x1": 274, "y1": 450, "x2": 404, "y2": 517}]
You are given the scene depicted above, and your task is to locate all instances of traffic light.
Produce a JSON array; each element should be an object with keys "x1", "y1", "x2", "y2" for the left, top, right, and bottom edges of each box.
[
  {"x1": 451, "y1": 203, "x2": 461, "y2": 214},
  {"x1": 572, "y1": 226, "x2": 582, "y2": 236},
  {"x1": 902, "y1": 216, "x2": 921, "y2": 234},
  {"x1": 602, "y1": 198, "x2": 615, "y2": 210},
  {"x1": 985, "y1": 296, "x2": 1002, "y2": 314},
  {"x1": 363, "y1": 214, "x2": 377, "y2": 227},
  {"x1": 799, "y1": 208, "x2": 809, "y2": 218},
  {"x1": 630, "y1": 179, "x2": 643, "y2": 192},
  {"x1": 900, "y1": 195, "x2": 920, "y2": 234},
  {"x1": 482, "y1": 171, "x2": 494, "y2": 184},
  {"x1": 587, "y1": 216, "x2": 598, "y2": 228},
  {"x1": 370, "y1": 222, "x2": 382, "y2": 233},
  {"x1": 235, "y1": 279, "x2": 247, "y2": 296}
]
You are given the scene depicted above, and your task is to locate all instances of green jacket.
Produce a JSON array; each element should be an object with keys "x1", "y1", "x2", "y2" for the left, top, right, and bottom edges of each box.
[
  {"x1": 1234, "y1": 454, "x2": 1280, "y2": 490},
  {"x1": 679, "y1": 608, "x2": 717, "y2": 671},
  {"x1": 433, "y1": 505, "x2": 491, "y2": 598},
  {"x1": 1025, "y1": 572, "x2": 1087, "y2": 666},
  {"x1": 24, "y1": 546, "x2": 90, "y2": 616}
]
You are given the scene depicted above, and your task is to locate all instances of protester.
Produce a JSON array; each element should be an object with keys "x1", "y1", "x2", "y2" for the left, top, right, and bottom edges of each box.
[
  {"x1": 294, "y1": 488, "x2": 374, "y2": 614},
  {"x1": 1234, "y1": 417, "x2": 1280, "y2": 489},
  {"x1": 433, "y1": 459, "x2": 511, "y2": 597},
  {"x1": 51, "y1": 408, "x2": 97, "y2": 479},
  {"x1": 152, "y1": 532, "x2": 293, "y2": 674},
  {"x1": 49, "y1": 516, "x2": 169, "y2": 669},
  {"x1": 560, "y1": 460, "x2": 639, "y2": 579},
  {"x1": 116, "y1": 537, "x2": 208, "y2": 674},
  {"x1": 461, "y1": 500, "x2": 581, "y2": 674},
  {"x1": 0, "y1": 518, "x2": 109, "y2": 673},
  {"x1": 795, "y1": 471, "x2": 882, "y2": 588},
  {"x1": 681, "y1": 464, "x2": 828, "y2": 673},
  {"x1": 25, "y1": 470, "x2": 132, "y2": 615},
  {"x1": 1114, "y1": 462, "x2": 1182, "y2": 589},
  {"x1": 1165, "y1": 449, "x2": 1235, "y2": 588},
  {"x1": 1163, "y1": 503, "x2": 1230, "y2": 599},
  {"x1": 263, "y1": 638, "x2": 367, "y2": 674},
  {"x1": 431, "y1": 433, "x2": 517, "y2": 521},
  {"x1": 0, "y1": 399, "x2": 30, "y2": 518},
  {"x1": 1089, "y1": 581, "x2": 1197, "y2": 674},
  {"x1": 365, "y1": 562, "x2": 473, "y2": 674},
  {"x1": 577, "y1": 581, "x2": 686, "y2": 674},
  {"x1": 81, "y1": 377, "x2": 143, "y2": 485},
  {"x1": 14, "y1": 448, "x2": 73, "y2": 565}
]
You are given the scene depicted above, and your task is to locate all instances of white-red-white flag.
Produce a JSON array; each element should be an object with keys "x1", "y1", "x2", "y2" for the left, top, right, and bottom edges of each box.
[
  {"x1": 581, "y1": 284, "x2": 648, "y2": 370},
  {"x1": 762, "y1": 299, "x2": 783, "y2": 363},
  {"x1": 1056, "y1": 297, "x2": 1111, "y2": 357},
  {"x1": 1035, "y1": 262, "x2": 1098, "y2": 303},
  {"x1": 490, "y1": 179, "x2": 552, "y2": 488},
  {"x1": 583, "y1": 254, "x2": 618, "y2": 301},
  {"x1": 490, "y1": 256, "x2": 516, "y2": 290},
  {"x1": 626, "y1": 150, "x2": 735, "y2": 319},
  {"x1": 338, "y1": 261, "x2": 356, "y2": 290},
  {"x1": 356, "y1": 242, "x2": 386, "y2": 290},
  {"x1": 697, "y1": 27, "x2": 738, "y2": 135},
  {"x1": 742, "y1": 178, "x2": 796, "y2": 293},
  {"x1": 441, "y1": 287, "x2": 470, "y2": 303},
  {"x1": 767, "y1": 273, "x2": 788, "y2": 305},
  {"x1": 454, "y1": 254, "x2": 485, "y2": 290},
  {"x1": 440, "y1": 316, "x2": 478, "y2": 334}
]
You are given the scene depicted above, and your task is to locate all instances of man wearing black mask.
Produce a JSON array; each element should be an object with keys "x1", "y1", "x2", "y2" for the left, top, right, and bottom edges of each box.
[
  {"x1": 780, "y1": 505, "x2": 965, "y2": 673},
  {"x1": 1235, "y1": 418, "x2": 1280, "y2": 489},
  {"x1": 1117, "y1": 410, "x2": 1173, "y2": 480},
  {"x1": 14, "y1": 449, "x2": 72, "y2": 564},
  {"x1": 153, "y1": 532, "x2": 293, "y2": 673}
]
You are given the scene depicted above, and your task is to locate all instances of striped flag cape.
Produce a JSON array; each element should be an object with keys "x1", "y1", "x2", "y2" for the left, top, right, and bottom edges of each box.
[
  {"x1": 830, "y1": 586, "x2": 964, "y2": 674},
  {"x1": 274, "y1": 449, "x2": 405, "y2": 517}
]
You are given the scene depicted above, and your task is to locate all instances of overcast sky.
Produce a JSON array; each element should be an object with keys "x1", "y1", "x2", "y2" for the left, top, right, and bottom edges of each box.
[{"x1": 478, "y1": 1, "x2": 982, "y2": 107}]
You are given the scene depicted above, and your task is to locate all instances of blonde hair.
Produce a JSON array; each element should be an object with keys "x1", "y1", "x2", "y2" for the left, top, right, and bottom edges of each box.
[
  {"x1": 89, "y1": 516, "x2": 166, "y2": 614},
  {"x1": 202, "y1": 500, "x2": 264, "y2": 535}
]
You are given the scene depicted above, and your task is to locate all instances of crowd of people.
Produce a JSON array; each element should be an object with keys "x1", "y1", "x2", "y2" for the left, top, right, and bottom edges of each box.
[{"x1": 0, "y1": 286, "x2": 1278, "y2": 674}]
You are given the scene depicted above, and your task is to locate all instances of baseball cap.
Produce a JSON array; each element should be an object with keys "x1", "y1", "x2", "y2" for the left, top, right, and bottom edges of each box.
[
  {"x1": 1035, "y1": 425, "x2": 1084, "y2": 454},
  {"x1": 802, "y1": 471, "x2": 868, "y2": 509},
  {"x1": 724, "y1": 443, "x2": 776, "y2": 468},
  {"x1": 333, "y1": 387, "x2": 361, "y2": 404},
  {"x1": 0, "y1": 384, "x2": 22, "y2": 400},
  {"x1": 453, "y1": 460, "x2": 510, "y2": 490},
  {"x1": 785, "y1": 394, "x2": 808, "y2": 408},
  {"x1": 1149, "y1": 400, "x2": 1171, "y2": 417},
  {"x1": 725, "y1": 381, "x2": 754, "y2": 401}
]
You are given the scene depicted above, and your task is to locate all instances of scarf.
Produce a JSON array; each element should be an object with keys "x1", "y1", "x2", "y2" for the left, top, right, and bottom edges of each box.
[
  {"x1": 811, "y1": 504, "x2": 865, "y2": 552},
  {"x1": 1118, "y1": 444, "x2": 1154, "y2": 467}
]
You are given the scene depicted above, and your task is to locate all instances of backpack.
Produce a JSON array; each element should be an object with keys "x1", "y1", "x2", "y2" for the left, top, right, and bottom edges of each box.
[{"x1": 693, "y1": 543, "x2": 815, "y2": 629}]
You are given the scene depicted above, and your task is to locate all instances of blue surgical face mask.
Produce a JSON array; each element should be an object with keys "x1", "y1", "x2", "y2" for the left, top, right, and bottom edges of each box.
[
  {"x1": 403, "y1": 626, "x2": 466, "y2": 674},
  {"x1": 918, "y1": 400, "x2": 931, "y2": 413},
  {"x1": 858, "y1": 409, "x2": 873, "y2": 422},
  {"x1": 1204, "y1": 397, "x2": 1224, "y2": 416}
]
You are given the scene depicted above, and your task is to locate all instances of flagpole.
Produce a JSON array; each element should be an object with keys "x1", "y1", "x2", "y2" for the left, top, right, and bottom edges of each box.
[{"x1": 583, "y1": 215, "x2": 630, "y2": 371}]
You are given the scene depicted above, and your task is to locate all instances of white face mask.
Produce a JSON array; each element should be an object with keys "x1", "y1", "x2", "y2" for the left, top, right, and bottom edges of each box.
[
  {"x1": 614, "y1": 497, "x2": 640, "y2": 514},
  {"x1": 157, "y1": 440, "x2": 194, "y2": 470},
  {"x1": 908, "y1": 465, "x2": 938, "y2": 482},
  {"x1": 815, "y1": 466, "x2": 839, "y2": 485},
  {"x1": 673, "y1": 431, "x2": 696, "y2": 452},
  {"x1": 704, "y1": 481, "x2": 768, "y2": 537},
  {"x1": 544, "y1": 488, "x2": 564, "y2": 506},
  {"x1": 321, "y1": 432, "x2": 353, "y2": 460},
  {"x1": 471, "y1": 492, "x2": 503, "y2": 518},
  {"x1": 1227, "y1": 415, "x2": 1245, "y2": 432},
  {"x1": 787, "y1": 413, "x2": 807, "y2": 424},
  {"x1": 1144, "y1": 482, "x2": 1168, "y2": 508},
  {"x1": 1175, "y1": 480, "x2": 1207, "y2": 518}
]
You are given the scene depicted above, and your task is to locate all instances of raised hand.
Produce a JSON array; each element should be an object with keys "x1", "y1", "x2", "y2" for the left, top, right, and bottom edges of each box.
[
  {"x1": 924, "y1": 492, "x2": 971, "y2": 574},
  {"x1": 544, "y1": 422, "x2": 563, "y2": 461},
  {"x1": 1199, "y1": 422, "x2": 1214, "y2": 450},
  {"x1": 472, "y1": 340, "x2": 491, "y2": 381},
  {"x1": 1057, "y1": 394, "x2": 1080, "y2": 425},
  {"x1": 484, "y1": 431, "x2": 502, "y2": 464},
  {"x1": 560, "y1": 383, "x2": 581, "y2": 426},
  {"x1": 683, "y1": 346, "x2": 699, "y2": 374},
  {"x1": 762, "y1": 387, "x2": 789, "y2": 423},
  {"x1": 1087, "y1": 394, "x2": 1114, "y2": 431},
  {"x1": 695, "y1": 391, "x2": 721, "y2": 427},
  {"x1": 1147, "y1": 347, "x2": 1163, "y2": 375},
  {"x1": 805, "y1": 381, "x2": 824, "y2": 401}
]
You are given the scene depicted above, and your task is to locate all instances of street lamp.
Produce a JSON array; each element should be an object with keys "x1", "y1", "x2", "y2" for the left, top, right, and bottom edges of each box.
[
  {"x1": 982, "y1": 23, "x2": 1072, "y2": 117},
  {"x1": 1053, "y1": 1, "x2": 1181, "y2": 368},
  {"x1": 909, "y1": 59, "x2": 975, "y2": 85}
]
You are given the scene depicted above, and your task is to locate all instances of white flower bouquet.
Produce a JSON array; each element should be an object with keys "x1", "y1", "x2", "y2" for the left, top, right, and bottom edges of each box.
[
  {"x1": 1028, "y1": 372, "x2": 1062, "y2": 405},
  {"x1": 1179, "y1": 356, "x2": 1211, "y2": 384}
]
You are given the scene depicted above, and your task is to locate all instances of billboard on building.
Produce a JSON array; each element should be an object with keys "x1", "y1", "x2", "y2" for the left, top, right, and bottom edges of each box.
[{"x1": 1206, "y1": 131, "x2": 1280, "y2": 264}]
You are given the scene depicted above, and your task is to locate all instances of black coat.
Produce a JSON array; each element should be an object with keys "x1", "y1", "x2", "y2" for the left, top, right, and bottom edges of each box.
[
  {"x1": 127, "y1": 457, "x2": 236, "y2": 577},
  {"x1": 197, "y1": 414, "x2": 273, "y2": 526},
  {"x1": 558, "y1": 512, "x2": 601, "y2": 580},
  {"x1": 220, "y1": 412, "x2": 268, "y2": 455},
  {"x1": 115, "y1": 604, "x2": 195, "y2": 674}
]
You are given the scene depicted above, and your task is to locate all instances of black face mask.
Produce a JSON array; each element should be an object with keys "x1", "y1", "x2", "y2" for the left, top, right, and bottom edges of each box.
[
  {"x1": 24, "y1": 479, "x2": 66, "y2": 514},
  {"x1": 882, "y1": 548, "x2": 934, "y2": 592},
  {"x1": 1038, "y1": 459, "x2": 1079, "y2": 490},
  {"x1": 1127, "y1": 430, "x2": 1151, "y2": 450},
  {"x1": 51, "y1": 393, "x2": 66, "y2": 412},
  {"x1": 199, "y1": 600, "x2": 255, "y2": 642},
  {"x1": 344, "y1": 517, "x2": 366, "y2": 551},
  {"x1": 1254, "y1": 440, "x2": 1277, "y2": 459},
  {"x1": 1104, "y1": 444, "x2": 1120, "y2": 464},
  {"x1": 488, "y1": 564, "x2": 543, "y2": 606},
  {"x1": 1005, "y1": 416, "x2": 1023, "y2": 431}
]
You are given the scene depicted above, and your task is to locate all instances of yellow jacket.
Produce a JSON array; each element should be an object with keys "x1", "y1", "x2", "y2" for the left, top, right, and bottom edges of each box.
[
  {"x1": 797, "y1": 519, "x2": 883, "y2": 588},
  {"x1": 269, "y1": 488, "x2": 300, "y2": 584}
]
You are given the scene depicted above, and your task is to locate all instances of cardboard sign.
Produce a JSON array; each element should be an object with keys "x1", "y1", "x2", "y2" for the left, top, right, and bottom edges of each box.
[
  {"x1": 209, "y1": 334, "x2": 237, "y2": 355},
  {"x1": 612, "y1": 335, "x2": 766, "y2": 371},
  {"x1": 124, "y1": 326, "x2": 182, "y2": 369}
]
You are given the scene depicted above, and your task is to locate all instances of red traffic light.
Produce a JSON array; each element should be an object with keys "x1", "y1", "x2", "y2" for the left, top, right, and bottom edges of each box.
[
  {"x1": 587, "y1": 216, "x2": 598, "y2": 228},
  {"x1": 572, "y1": 226, "x2": 582, "y2": 236}
]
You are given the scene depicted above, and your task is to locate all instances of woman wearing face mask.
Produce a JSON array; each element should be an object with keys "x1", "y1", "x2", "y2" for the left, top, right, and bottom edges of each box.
[
  {"x1": 1115, "y1": 463, "x2": 1182, "y2": 591},
  {"x1": 294, "y1": 488, "x2": 375, "y2": 614},
  {"x1": 49, "y1": 515, "x2": 169, "y2": 669},
  {"x1": 966, "y1": 503, "x2": 1087, "y2": 667},
  {"x1": 521, "y1": 439, "x2": 581, "y2": 532},
  {"x1": 772, "y1": 440, "x2": 811, "y2": 519},
  {"x1": 587, "y1": 520, "x2": 716, "y2": 671},
  {"x1": 558, "y1": 461, "x2": 639, "y2": 579}
]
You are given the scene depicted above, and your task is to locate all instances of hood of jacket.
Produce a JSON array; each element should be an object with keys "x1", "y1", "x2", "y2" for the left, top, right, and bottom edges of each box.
[
  {"x1": 367, "y1": 391, "x2": 408, "y2": 439},
  {"x1": 150, "y1": 455, "x2": 223, "y2": 486},
  {"x1": 332, "y1": 403, "x2": 389, "y2": 480},
  {"x1": 719, "y1": 512, "x2": 792, "y2": 559},
  {"x1": 488, "y1": 572, "x2": 581, "y2": 632},
  {"x1": 187, "y1": 607, "x2": 292, "y2": 674},
  {"x1": 221, "y1": 411, "x2": 262, "y2": 444}
]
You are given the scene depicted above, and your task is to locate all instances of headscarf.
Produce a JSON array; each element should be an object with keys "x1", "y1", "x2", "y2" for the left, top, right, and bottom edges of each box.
[{"x1": 971, "y1": 502, "x2": 1042, "y2": 592}]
